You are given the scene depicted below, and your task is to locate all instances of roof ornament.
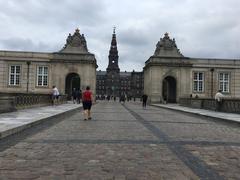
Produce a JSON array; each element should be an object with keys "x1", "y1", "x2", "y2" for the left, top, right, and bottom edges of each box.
[
  {"x1": 164, "y1": 32, "x2": 169, "y2": 39},
  {"x1": 75, "y1": 28, "x2": 80, "y2": 34},
  {"x1": 113, "y1": 26, "x2": 116, "y2": 34},
  {"x1": 154, "y1": 33, "x2": 184, "y2": 57},
  {"x1": 59, "y1": 28, "x2": 88, "y2": 53}
]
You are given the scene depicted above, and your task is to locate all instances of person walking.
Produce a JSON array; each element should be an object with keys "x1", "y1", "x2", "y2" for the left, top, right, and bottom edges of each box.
[
  {"x1": 142, "y1": 94, "x2": 148, "y2": 109},
  {"x1": 52, "y1": 86, "x2": 59, "y2": 106},
  {"x1": 215, "y1": 90, "x2": 224, "y2": 111},
  {"x1": 76, "y1": 89, "x2": 82, "y2": 104},
  {"x1": 120, "y1": 93, "x2": 126, "y2": 104},
  {"x1": 82, "y1": 86, "x2": 93, "y2": 120},
  {"x1": 72, "y1": 88, "x2": 77, "y2": 104}
]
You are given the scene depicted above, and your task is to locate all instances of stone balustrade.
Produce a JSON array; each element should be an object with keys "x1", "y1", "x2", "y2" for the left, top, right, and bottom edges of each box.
[
  {"x1": 0, "y1": 93, "x2": 67, "y2": 113},
  {"x1": 179, "y1": 98, "x2": 240, "y2": 113}
]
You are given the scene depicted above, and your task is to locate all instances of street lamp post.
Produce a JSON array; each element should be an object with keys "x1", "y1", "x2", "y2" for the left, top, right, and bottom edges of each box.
[
  {"x1": 210, "y1": 68, "x2": 214, "y2": 98},
  {"x1": 26, "y1": 61, "x2": 31, "y2": 93}
]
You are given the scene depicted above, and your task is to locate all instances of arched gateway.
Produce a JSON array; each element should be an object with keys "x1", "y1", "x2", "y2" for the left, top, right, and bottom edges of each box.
[
  {"x1": 162, "y1": 76, "x2": 177, "y2": 103},
  {"x1": 65, "y1": 73, "x2": 81, "y2": 99}
]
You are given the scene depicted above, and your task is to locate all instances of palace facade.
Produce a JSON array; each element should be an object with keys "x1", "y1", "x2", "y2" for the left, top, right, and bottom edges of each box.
[
  {"x1": 144, "y1": 33, "x2": 240, "y2": 103},
  {"x1": 2, "y1": 29, "x2": 238, "y2": 104},
  {"x1": 96, "y1": 29, "x2": 144, "y2": 99},
  {"x1": 0, "y1": 29, "x2": 97, "y2": 98}
]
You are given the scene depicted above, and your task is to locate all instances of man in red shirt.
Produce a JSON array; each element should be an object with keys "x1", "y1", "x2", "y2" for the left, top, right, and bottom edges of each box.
[{"x1": 82, "y1": 86, "x2": 93, "y2": 120}]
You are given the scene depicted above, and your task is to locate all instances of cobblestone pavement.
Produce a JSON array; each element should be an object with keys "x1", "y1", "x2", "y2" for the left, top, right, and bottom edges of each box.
[{"x1": 0, "y1": 101, "x2": 239, "y2": 180}]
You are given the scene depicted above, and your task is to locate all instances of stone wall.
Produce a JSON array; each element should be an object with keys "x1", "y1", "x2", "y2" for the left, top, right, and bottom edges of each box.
[{"x1": 179, "y1": 97, "x2": 240, "y2": 113}]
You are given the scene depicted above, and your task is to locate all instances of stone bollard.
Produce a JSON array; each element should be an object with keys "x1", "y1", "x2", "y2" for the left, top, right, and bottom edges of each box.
[{"x1": 0, "y1": 96, "x2": 16, "y2": 113}]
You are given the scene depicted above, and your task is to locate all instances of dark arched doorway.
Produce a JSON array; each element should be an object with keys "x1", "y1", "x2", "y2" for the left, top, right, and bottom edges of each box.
[
  {"x1": 162, "y1": 76, "x2": 177, "y2": 103},
  {"x1": 65, "y1": 73, "x2": 81, "y2": 100}
]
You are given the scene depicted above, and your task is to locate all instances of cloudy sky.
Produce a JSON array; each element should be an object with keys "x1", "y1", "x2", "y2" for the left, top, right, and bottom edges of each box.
[{"x1": 0, "y1": 0, "x2": 239, "y2": 71}]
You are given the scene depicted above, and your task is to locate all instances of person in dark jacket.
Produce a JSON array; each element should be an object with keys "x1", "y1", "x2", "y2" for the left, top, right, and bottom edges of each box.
[
  {"x1": 120, "y1": 93, "x2": 126, "y2": 104},
  {"x1": 72, "y1": 88, "x2": 77, "y2": 104},
  {"x1": 142, "y1": 94, "x2": 148, "y2": 109},
  {"x1": 76, "y1": 89, "x2": 82, "y2": 104}
]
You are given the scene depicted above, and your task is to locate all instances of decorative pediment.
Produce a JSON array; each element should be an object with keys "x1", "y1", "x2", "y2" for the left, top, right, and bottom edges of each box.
[
  {"x1": 154, "y1": 33, "x2": 184, "y2": 57},
  {"x1": 60, "y1": 28, "x2": 88, "y2": 54}
]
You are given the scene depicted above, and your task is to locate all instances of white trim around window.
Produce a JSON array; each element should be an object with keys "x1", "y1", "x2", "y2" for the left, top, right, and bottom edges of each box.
[
  {"x1": 37, "y1": 66, "x2": 48, "y2": 87},
  {"x1": 8, "y1": 65, "x2": 21, "y2": 86},
  {"x1": 193, "y1": 72, "x2": 204, "y2": 92},
  {"x1": 218, "y1": 72, "x2": 230, "y2": 93}
]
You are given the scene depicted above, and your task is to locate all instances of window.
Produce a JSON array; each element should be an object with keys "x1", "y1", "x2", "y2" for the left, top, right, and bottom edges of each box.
[
  {"x1": 9, "y1": 65, "x2": 21, "y2": 86},
  {"x1": 37, "y1": 66, "x2": 48, "y2": 86},
  {"x1": 193, "y1": 72, "x2": 204, "y2": 92},
  {"x1": 219, "y1": 73, "x2": 230, "y2": 93}
]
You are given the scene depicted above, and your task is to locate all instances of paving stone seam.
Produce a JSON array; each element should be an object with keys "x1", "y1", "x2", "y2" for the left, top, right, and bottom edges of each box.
[
  {"x1": 123, "y1": 104, "x2": 225, "y2": 180},
  {"x1": 83, "y1": 119, "x2": 211, "y2": 125},
  {"x1": 71, "y1": 119, "x2": 137, "y2": 122},
  {"x1": 92, "y1": 112, "x2": 131, "y2": 114},
  {"x1": 147, "y1": 121, "x2": 211, "y2": 124},
  {"x1": 22, "y1": 139, "x2": 240, "y2": 147},
  {"x1": 175, "y1": 140, "x2": 240, "y2": 147},
  {"x1": 24, "y1": 139, "x2": 162, "y2": 144}
]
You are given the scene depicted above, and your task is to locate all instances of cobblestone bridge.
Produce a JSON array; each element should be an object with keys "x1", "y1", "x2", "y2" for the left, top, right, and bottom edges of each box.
[{"x1": 0, "y1": 101, "x2": 239, "y2": 179}]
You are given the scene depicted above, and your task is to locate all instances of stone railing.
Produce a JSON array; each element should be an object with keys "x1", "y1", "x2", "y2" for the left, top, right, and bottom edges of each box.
[
  {"x1": 0, "y1": 93, "x2": 67, "y2": 113},
  {"x1": 179, "y1": 97, "x2": 240, "y2": 113}
]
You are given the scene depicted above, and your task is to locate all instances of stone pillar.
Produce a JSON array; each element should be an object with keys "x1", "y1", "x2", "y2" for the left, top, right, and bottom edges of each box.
[{"x1": 0, "y1": 96, "x2": 16, "y2": 113}]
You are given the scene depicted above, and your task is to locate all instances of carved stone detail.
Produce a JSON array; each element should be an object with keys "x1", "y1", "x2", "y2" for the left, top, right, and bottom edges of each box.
[
  {"x1": 60, "y1": 28, "x2": 88, "y2": 53},
  {"x1": 154, "y1": 33, "x2": 184, "y2": 57}
]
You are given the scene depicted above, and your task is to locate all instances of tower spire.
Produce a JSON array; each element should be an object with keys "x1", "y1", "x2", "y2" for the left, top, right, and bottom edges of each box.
[
  {"x1": 113, "y1": 26, "x2": 116, "y2": 34},
  {"x1": 107, "y1": 28, "x2": 119, "y2": 72},
  {"x1": 106, "y1": 28, "x2": 120, "y2": 97}
]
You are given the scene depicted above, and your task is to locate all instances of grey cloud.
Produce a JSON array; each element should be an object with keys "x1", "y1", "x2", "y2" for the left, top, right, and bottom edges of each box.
[
  {"x1": 119, "y1": 28, "x2": 150, "y2": 47},
  {"x1": 0, "y1": 0, "x2": 239, "y2": 71},
  {"x1": 0, "y1": 0, "x2": 107, "y2": 27},
  {"x1": 0, "y1": 37, "x2": 56, "y2": 52}
]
